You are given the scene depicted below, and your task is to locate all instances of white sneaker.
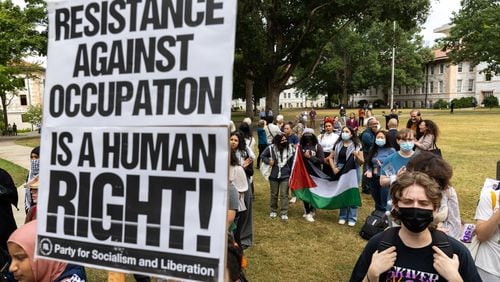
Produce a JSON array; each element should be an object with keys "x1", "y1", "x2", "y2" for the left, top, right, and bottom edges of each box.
[
  {"x1": 348, "y1": 221, "x2": 356, "y2": 227},
  {"x1": 289, "y1": 197, "x2": 297, "y2": 203},
  {"x1": 281, "y1": 214, "x2": 289, "y2": 221},
  {"x1": 269, "y1": 212, "x2": 277, "y2": 219},
  {"x1": 305, "y1": 213, "x2": 315, "y2": 222},
  {"x1": 338, "y1": 219, "x2": 346, "y2": 225}
]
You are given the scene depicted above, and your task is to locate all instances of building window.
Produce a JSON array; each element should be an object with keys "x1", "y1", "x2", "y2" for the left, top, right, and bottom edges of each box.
[
  {"x1": 482, "y1": 91, "x2": 493, "y2": 97},
  {"x1": 439, "y1": 81, "x2": 444, "y2": 93},
  {"x1": 421, "y1": 83, "x2": 425, "y2": 94},
  {"x1": 430, "y1": 66, "x2": 434, "y2": 75},
  {"x1": 20, "y1": 95, "x2": 28, "y2": 106},
  {"x1": 486, "y1": 73, "x2": 492, "y2": 81},
  {"x1": 457, "y1": 80, "x2": 462, "y2": 93},
  {"x1": 295, "y1": 93, "x2": 299, "y2": 98},
  {"x1": 468, "y1": 79, "x2": 474, "y2": 91},
  {"x1": 430, "y1": 82, "x2": 434, "y2": 93},
  {"x1": 469, "y1": 64, "x2": 474, "y2": 72},
  {"x1": 458, "y1": 63, "x2": 463, "y2": 72},
  {"x1": 439, "y1": 64, "x2": 444, "y2": 74}
]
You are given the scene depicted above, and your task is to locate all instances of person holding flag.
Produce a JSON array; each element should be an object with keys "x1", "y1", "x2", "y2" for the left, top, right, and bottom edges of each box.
[
  {"x1": 298, "y1": 129, "x2": 325, "y2": 222},
  {"x1": 328, "y1": 126, "x2": 364, "y2": 226},
  {"x1": 290, "y1": 128, "x2": 362, "y2": 225},
  {"x1": 261, "y1": 133, "x2": 296, "y2": 221}
]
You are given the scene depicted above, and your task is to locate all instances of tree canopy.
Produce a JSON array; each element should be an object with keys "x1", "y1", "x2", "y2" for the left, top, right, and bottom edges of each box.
[
  {"x1": 440, "y1": 0, "x2": 500, "y2": 74},
  {"x1": 296, "y1": 21, "x2": 432, "y2": 108},
  {"x1": 0, "y1": 0, "x2": 47, "y2": 129},
  {"x1": 234, "y1": 0, "x2": 431, "y2": 113}
]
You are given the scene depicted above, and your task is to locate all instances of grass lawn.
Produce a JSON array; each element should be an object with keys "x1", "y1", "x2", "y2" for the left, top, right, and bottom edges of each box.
[
  {"x1": 236, "y1": 107, "x2": 500, "y2": 281},
  {"x1": 2, "y1": 107, "x2": 499, "y2": 281}
]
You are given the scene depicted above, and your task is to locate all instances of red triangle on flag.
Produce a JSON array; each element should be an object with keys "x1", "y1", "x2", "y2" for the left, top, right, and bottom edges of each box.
[{"x1": 289, "y1": 145, "x2": 317, "y2": 191}]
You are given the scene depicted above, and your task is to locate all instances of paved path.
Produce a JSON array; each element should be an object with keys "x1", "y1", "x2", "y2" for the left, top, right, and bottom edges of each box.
[{"x1": 0, "y1": 133, "x2": 39, "y2": 226}]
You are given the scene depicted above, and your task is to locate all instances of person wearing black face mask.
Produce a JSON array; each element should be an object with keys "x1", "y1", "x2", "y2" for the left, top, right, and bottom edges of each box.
[
  {"x1": 261, "y1": 133, "x2": 296, "y2": 221},
  {"x1": 350, "y1": 172, "x2": 481, "y2": 282}
]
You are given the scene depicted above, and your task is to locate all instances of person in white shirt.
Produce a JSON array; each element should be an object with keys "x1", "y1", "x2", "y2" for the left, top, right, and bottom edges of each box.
[
  {"x1": 474, "y1": 187, "x2": 500, "y2": 280},
  {"x1": 318, "y1": 117, "x2": 339, "y2": 178}
]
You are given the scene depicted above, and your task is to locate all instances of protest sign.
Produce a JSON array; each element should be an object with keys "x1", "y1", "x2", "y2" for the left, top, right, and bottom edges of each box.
[
  {"x1": 37, "y1": 0, "x2": 237, "y2": 280},
  {"x1": 43, "y1": 0, "x2": 235, "y2": 127},
  {"x1": 37, "y1": 127, "x2": 229, "y2": 280}
]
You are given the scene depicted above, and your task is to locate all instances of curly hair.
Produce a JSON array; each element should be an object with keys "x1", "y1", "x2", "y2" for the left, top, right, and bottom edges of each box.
[
  {"x1": 419, "y1": 119, "x2": 440, "y2": 142},
  {"x1": 390, "y1": 171, "x2": 442, "y2": 227}
]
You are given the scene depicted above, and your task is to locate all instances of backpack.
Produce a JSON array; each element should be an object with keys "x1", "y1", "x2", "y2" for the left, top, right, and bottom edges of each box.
[
  {"x1": 378, "y1": 227, "x2": 453, "y2": 258},
  {"x1": 359, "y1": 210, "x2": 389, "y2": 240}
]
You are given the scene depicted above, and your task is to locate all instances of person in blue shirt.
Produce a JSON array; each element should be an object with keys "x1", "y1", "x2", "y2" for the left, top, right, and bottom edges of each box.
[
  {"x1": 364, "y1": 130, "x2": 396, "y2": 211},
  {"x1": 283, "y1": 123, "x2": 299, "y2": 145},
  {"x1": 379, "y1": 128, "x2": 416, "y2": 211}
]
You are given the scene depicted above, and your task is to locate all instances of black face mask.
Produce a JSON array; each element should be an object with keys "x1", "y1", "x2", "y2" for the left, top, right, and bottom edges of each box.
[{"x1": 396, "y1": 207, "x2": 434, "y2": 233}]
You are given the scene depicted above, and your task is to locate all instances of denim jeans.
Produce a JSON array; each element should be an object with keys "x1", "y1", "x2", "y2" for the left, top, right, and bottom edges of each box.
[
  {"x1": 269, "y1": 179, "x2": 289, "y2": 215},
  {"x1": 339, "y1": 206, "x2": 358, "y2": 223}
]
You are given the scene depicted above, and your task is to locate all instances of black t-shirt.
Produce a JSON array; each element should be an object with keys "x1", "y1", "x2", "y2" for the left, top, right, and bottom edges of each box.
[{"x1": 349, "y1": 229, "x2": 481, "y2": 282}]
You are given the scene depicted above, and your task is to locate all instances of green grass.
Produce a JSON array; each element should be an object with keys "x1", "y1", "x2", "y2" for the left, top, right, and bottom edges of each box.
[
  {"x1": 0, "y1": 159, "x2": 28, "y2": 187},
  {"x1": 2, "y1": 107, "x2": 499, "y2": 281},
  {"x1": 241, "y1": 107, "x2": 500, "y2": 281},
  {"x1": 14, "y1": 137, "x2": 40, "y2": 148}
]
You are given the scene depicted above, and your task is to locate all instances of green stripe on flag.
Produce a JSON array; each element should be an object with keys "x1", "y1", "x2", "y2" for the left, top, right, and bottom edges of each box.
[{"x1": 294, "y1": 187, "x2": 361, "y2": 210}]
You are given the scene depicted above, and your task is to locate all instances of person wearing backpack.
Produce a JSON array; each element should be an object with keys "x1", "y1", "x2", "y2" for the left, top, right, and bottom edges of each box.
[
  {"x1": 473, "y1": 186, "x2": 500, "y2": 280},
  {"x1": 350, "y1": 172, "x2": 480, "y2": 282}
]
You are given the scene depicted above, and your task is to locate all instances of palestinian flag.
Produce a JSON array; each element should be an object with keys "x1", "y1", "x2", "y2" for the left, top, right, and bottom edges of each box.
[{"x1": 289, "y1": 145, "x2": 361, "y2": 209}]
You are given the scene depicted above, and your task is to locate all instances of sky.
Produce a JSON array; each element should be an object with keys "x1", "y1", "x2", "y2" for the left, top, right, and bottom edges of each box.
[
  {"x1": 421, "y1": 0, "x2": 462, "y2": 46},
  {"x1": 11, "y1": 0, "x2": 461, "y2": 61}
]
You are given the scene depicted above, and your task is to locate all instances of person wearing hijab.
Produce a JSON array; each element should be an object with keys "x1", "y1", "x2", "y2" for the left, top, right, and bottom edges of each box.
[{"x1": 8, "y1": 221, "x2": 86, "y2": 282}]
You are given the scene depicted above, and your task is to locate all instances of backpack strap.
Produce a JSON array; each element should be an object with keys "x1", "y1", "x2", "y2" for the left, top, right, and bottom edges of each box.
[
  {"x1": 378, "y1": 227, "x2": 399, "y2": 252},
  {"x1": 378, "y1": 227, "x2": 453, "y2": 258},
  {"x1": 430, "y1": 229, "x2": 453, "y2": 258}
]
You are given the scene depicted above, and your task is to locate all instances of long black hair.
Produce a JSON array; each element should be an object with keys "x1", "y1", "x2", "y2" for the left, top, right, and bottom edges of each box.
[
  {"x1": 334, "y1": 126, "x2": 361, "y2": 148},
  {"x1": 366, "y1": 130, "x2": 392, "y2": 169}
]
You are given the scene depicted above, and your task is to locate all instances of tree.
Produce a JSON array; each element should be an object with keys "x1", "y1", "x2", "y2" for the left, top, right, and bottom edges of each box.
[
  {"x1": 24, "y1": 104, "x2": 42, "y2": 127},
  {"x1": 440, "y1": 0, "x2": 500, "y2": 74},
  {"x1": 235, "y1": 0, "x2": 431, "y2": 114},
  {"x1": 296, "y1": 21, "x2": 432, "y2": 107},
  {"x1": 0, "y1": 0, "x2": 47, "y2": 130}
]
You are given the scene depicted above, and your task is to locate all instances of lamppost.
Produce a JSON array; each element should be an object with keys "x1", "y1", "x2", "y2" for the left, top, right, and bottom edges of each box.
[{"x1": 390, "y1": 21, "x2": 396, "y2": 110}]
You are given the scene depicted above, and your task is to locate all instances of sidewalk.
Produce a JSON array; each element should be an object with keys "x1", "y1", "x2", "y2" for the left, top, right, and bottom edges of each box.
[{"x1": 0, "y1": 132, "x2": 40, "y2": 226}]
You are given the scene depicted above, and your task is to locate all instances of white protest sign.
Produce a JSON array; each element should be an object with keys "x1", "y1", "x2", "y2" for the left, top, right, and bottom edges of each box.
[
  {"x1": 37, "y1": 127, "x2": 229, "y2": 280},
  {"x1": 38, "y1": 0, "x2": 237, "y2": 280},
  {"x1": 43, "y1": 0, "x2": 235, "y2": 127}
]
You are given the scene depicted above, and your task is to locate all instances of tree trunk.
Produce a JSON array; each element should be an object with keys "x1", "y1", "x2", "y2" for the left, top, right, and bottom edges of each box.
[
  {"x1": 1, "y1": 93, "x2": 9, "y2": 131},
  {"x1": 326, "y1": 91, "x2": 334, "y2": 108},
  {"x1": 244, "y1": 78, "x2": 254, "y2": 119},
  {"x1": 265, "y1": 81, "x2": 281, "y2": 117}
]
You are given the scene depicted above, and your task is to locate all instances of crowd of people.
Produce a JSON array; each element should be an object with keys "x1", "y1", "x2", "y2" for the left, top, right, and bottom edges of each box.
[
  {"x1": 1, "y1": 106, "x2": 499, "y2": 281},
  {"x1": 228, "y1": 107, "x2": 499, "y2": 281}
]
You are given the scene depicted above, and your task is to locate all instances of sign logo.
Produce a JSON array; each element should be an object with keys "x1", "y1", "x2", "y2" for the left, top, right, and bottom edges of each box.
[{"x1": 39, "y1": 238, "x2": 53, "y2": 256}]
